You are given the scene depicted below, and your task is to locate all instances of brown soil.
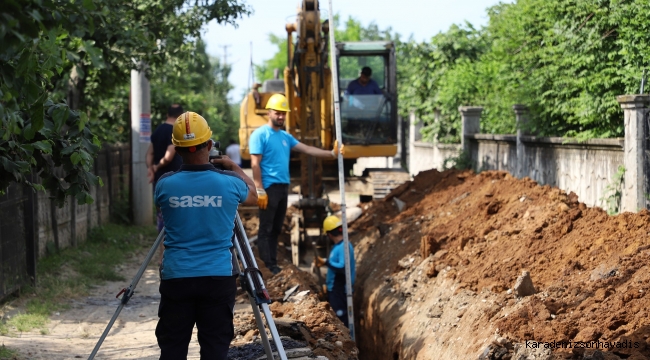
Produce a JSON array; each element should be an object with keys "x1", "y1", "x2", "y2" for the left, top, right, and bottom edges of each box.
[
  {"x1": 352, "y1": 169, "x2": 650, "y2": 359},
  {"x1": 236, "y1": 212, "x2": 360, "y2": 359}
]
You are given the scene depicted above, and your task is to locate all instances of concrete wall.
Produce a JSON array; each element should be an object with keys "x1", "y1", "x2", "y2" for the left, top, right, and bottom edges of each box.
[
  {"x1": 409, "y1": 142, "x2": 462, "y2": 177},
  {"x1": 35, "y1": 144, "x2": 129, "y2": 258},
  {"x1": 468, "y1": 135, "x2": 624, "y2": 207},
  {"x1": 407, "y1": 99, "x2": 645, "y2": 209},
  {"x1": 1, "y1": 144, "x2": 131, "y2": 300}
]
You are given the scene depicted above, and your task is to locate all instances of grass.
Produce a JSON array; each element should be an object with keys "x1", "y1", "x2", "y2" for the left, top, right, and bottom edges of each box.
[
  {"x1": 0, "y1": 344, "x2": 17, "y2": 358},
  {"x1": 0, "y1": 345, "x2": 17, "y2": 359},
  {"x1": 1, "y1": 223, "x2": 157, "y2": 336}
]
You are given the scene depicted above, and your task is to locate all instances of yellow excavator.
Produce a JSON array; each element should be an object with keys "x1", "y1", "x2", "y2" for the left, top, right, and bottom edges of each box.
[{"x1": 239, "y1": 0, "x2": 401, "y2": 265}]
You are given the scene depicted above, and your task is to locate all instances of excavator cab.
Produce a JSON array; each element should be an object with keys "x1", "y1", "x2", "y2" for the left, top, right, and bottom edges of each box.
[{"x1": 336, "y1": 41, "x2": 398, "y2": 149}]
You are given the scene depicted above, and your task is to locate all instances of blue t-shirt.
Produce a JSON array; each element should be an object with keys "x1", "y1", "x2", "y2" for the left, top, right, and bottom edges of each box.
[
  {"x1": 154, "y1": 164, "x2": 249, "y2": 279},
  {"x1": 248, "y1": 125, "x2": 299, "y2": 189},
  {"x1": 326, "y1": 241, "x2": 356, "y2": 292},
  {"x1": 346, "y1": 79, "x2": 382, "y2": 95}
]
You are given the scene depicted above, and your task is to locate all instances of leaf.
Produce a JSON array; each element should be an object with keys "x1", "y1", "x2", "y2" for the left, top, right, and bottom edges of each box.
[
  {"x1": 78, "y1": 112, "x2": 88, "y2": 132},
  {"x1": 82, "y1": 40, "x2": 105, "y2": 69},
  {"x1": 61, "y1": 145, "x2": 77, "y2": 155},
  {"x1": 29, "y1": 96, "x2": 46, "y2": 132},
  {"x1": 33, "y1": 141, "x2": 53, "y2": 153},
  {"x1": 1, "y1": 157, "x2": 20, "y2": 173},
  {"x1": 83, "y1": 0, "x2": 97, "y2": 11},
  {"x1": 70, "y1": 152, "x2": 82, "y2": 165},
  {"x1": 51, "y1": 105, "x2": 69, "y2": 131}
]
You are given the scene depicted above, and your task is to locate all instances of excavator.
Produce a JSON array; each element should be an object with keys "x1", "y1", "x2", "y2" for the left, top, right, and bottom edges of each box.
[{"x1": 238, "y1": 0, "x2": 403, "y2": 267}]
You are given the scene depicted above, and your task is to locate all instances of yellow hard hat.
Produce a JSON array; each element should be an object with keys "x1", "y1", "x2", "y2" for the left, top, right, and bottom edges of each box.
[
  {"x1": 172, "y1": 112, "x2": 213, "y2": 148},
  {"x1": 265, "y1": 93, "x2": 291, "y2": 112},
  {"x1": 323, "y1": 215, "x2": 342, "y2": 233}
]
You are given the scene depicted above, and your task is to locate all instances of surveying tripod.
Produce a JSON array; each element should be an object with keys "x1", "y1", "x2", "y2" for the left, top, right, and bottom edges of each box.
[{"x1": 87, "y1": 213, "x2": 288, "y2": 360}]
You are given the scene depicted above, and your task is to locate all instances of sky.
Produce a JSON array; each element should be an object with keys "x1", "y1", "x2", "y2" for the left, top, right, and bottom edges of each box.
[{"x1": 202, "y1": 0, "x2": 507, "y2": 102}]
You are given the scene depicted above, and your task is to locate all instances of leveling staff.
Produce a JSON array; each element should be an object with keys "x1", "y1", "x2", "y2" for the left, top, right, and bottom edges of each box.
[{"x1": 154, "y1": 112, "x2": 257, "y2": 359}]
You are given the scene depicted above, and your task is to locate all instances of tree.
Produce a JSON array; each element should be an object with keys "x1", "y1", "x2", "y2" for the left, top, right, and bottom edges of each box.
[
  {"x1": 150, "y1": 38, "x2": 239, "y2": 153},
  {"x1": 255, "y1": 34, "x2": 288, "y2": 83},
  {"x1": 400, "y1": 0, "x2": 650, "y2": 142},
  {"x1": 255, "y1": 15, "x2": 400, "y2": 84},
  {"x1": 0, "y1": 0, "x2": 250, "y2": 205}
]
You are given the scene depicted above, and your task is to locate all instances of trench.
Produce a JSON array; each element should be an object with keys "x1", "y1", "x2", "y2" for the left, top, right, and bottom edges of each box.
[{"x1": 240, "y1": 168, "x2": 650, "y2": 360}]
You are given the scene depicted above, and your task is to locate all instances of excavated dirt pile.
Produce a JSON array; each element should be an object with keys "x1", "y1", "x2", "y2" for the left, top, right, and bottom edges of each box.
[{"x1": 352, "y1": 169, "x2": 650, "y2": 360}]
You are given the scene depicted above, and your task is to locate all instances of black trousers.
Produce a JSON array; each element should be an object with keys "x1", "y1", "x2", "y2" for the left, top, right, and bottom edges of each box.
[
  {"x1": 328, "y1": 287, "x2": 349, "y2": 328},
  {"x1": 257, "y1": 183, "x2": 289, "y2": 268},
  {"x1": 156, "y1": 276, "x2": 237, "y2": 360}
]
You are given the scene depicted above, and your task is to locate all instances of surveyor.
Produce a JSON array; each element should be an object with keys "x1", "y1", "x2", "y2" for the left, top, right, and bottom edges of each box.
[
  {"x1": 154, "y1": 111, "x2": 257, "y2": 359},
  {"x1": 249, "y1": 93, "x2": 344, "y2": 275},
  {"x1": 315, "y1": 215, "x2": 356, "y2": 327},
  {"x1": 147, "y1": 104, "x2": 185, "y2": 233},
  {"x1": 346, "y1": 66, "x2": 382, "y2": 95}
]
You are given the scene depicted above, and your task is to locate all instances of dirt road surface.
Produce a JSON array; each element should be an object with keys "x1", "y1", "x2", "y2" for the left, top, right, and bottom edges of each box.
[{"x1": 1, "y1": 251, "x2": 189, "y2": 359}]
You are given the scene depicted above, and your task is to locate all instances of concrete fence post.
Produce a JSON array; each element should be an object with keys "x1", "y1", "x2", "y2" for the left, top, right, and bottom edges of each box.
[
  {"x1": 459, "y1": 106, "x2": 483, "y2": 155},
  {"x1": 513, "y1": 105, "x2": 529, "y2": 178},
  {"x1": 408, "y1": 111, "x2": 417, "y2": 176},
  {"x1": 618, "y1": 95, "x2": 650, "y2": 212}
]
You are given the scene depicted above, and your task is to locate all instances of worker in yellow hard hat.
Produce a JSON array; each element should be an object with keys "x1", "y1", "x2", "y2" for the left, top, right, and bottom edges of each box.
[
  {"x1": 314, "y1": 215, "x2": 355, "y2": 328},
  {"x1": 249, "y1": 93, "x2": 344, "y2": 275},
  {"x1": 154, "y1": 111, "x2": 258, "y2": 359}
]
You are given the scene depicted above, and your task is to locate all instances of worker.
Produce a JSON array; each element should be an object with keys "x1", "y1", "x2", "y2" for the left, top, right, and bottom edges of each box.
[
  {"x1": 225, "y1": 140, "x2": 242, "y2": 167},
  {"x1": 146, "y1": 104, "x2": 185, "y2": 233},
  {"x1": 315, "y1": 215, "x2": 356, "y2": 328},
  {"x1": 252, "y1": 82, "x2": 262, "y2": 107},
  {"x1": 154, "y1": 111, "x2": 257, "y2": 359},
  {"x1": 250, "y1": 93, "x2": 344, "y2": 275},
  {"x1": 346, "y1": 66, "x2": 382, "y2": 95}
]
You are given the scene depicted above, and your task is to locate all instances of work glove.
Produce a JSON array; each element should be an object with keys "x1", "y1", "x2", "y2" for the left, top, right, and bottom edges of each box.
[
  {"x1": 257, "y1": 188, "x2": 268, "y2": 209},
  {"x1": 331, "y1": 140, "x2": 345, "y2": 158},
  {"x1": 314, "y1": 256, "x2": 327, "y2": 267}
]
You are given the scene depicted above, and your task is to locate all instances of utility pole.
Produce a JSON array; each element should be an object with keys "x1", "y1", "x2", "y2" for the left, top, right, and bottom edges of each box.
[
  {"x1": 130, "y1": 63, "x2": 153, "y2": 226},
  {"x1": 220, "y1": 44, "x2": 232, "y2": 65}
]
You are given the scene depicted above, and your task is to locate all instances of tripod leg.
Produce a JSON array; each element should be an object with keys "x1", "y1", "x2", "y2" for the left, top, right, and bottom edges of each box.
[
  {"x1": 261, "y1": 303, "x2": 288, "y2": 360},
  {"x1": 88, "y1": 228, "x2": 166, "y2": 360},
  {"x1": 87, "y1": 303, "x2": 125, "y2": 360},
  {"x1": 247, "y1": 294, "x2": 274, "y2": 360},
  {"x1": 232, "y1": 214, "x2": 288, "y2": 360}
]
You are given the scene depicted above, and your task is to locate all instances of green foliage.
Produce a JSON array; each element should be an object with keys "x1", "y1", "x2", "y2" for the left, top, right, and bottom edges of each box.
[
  {"x1": 600, "y1": 165, "x2": 625, "y2": 215},
  {"x1": 256, "y1": 15, "x2": 400, "y2": 84},
  {"x1": 1, "y1": 224, "x2": 157, "y2": 335},
  {"x1": 150, "y1": 39, "x2": 238, "y2": 144},
  {"x1": 0, "y1": 0, "x2": 249, "y2": 205},
  {"x1": 443, "y1": 150, "x2": 474, "y2": 171},
  {"x1": 255, "y1": 34, "x2": 288, "y2": 83},
  {"x1": 400, "y1": 0, "x2": 650, "y2": 142}
]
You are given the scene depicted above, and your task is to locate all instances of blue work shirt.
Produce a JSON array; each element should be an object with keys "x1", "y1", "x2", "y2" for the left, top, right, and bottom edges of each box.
[
  {"x1": 155, "y1": 164, "x2": 249, "y2": 280},
  {"x1": 346, "y1": 78, "x2": 382, "y2": 95},
  {"x1": 249, "y1": 125, "x2": 299, "y2": 189},
  {"x1": 326, "y1": 240, "x2": 356, "y2": 293}
]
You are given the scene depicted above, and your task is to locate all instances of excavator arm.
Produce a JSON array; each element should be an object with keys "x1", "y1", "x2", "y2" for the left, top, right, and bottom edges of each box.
[{"x1": 285, "y1": 0, "x2": 332, "y2": 208}]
